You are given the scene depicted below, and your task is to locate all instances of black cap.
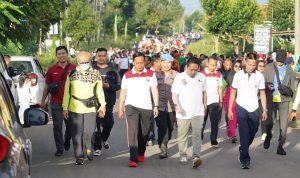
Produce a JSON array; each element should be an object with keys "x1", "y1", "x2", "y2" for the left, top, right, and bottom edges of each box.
[{"x1": 276, "y1": 49, "x2": 287, "y2": 63}]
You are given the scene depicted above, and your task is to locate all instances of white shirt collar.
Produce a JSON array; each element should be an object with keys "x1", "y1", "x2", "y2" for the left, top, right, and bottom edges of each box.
[
  {"x1": 205, "y1": 68, "x2": 217, "y2": 74},
  {"x1": 132, "y1": 67, "x2": 147, "y2": 74}
]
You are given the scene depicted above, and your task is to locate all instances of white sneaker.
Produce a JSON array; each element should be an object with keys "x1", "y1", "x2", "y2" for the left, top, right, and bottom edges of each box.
[
  {"x1": 261, "y1": 133, "x2": 267, "y2": 141},
  {"x1": 93, "y1": 149, "x2": 102, "y2": 156},
  {"x1": 211, "y1": 144, "x2": 219, "y2": 148},
  {"x1": 179, "y1": 156, "x2": 188, "y2": 164},
  {"x1": 193, "y1": 157, "x2": 202, "y2": 168}
]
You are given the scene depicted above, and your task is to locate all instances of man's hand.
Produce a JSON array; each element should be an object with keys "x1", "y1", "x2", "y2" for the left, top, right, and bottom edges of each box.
[
  {"x1": 175, "y1": 105, "x2": 183, "y2": 114},
  {"x1": 103, "y1": 81, "x2": 110, "y2": 89},
  {"x1": 118, "y1": 109, "x2": 124, "y2": 119},
  {"x1": 97, "y1": 107, "x2": 106, "y2": 118},
  {"x1": 262, "y1": 111, "x2": 267, "y2": 121},
  {"x1": 63, "y1": 110, "x2": 69, "y2": 120},
  {"x1": 153, "y1": 107, "x2": 159, "y2": 118},
  {"x1": 228, "y1": 110, "x2": 233, "y2": 121},
  {"x1": 41, "y1": 101, "x2": 46, "y2": 111},
  {"x1": 290, "y1": 111, "x2": 297, "y2": 121},
  {"x1": 219, "y1": 102, "x2": 223, "y2": 110}
]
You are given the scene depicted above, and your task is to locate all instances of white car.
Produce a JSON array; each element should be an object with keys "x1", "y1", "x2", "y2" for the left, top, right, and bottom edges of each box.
[
  {"x1": 0, "y1": 53, "x2": 18, "y2": 105},
  {"x1": 10, "y1": 56, "x2": 46, "y2": 106}
]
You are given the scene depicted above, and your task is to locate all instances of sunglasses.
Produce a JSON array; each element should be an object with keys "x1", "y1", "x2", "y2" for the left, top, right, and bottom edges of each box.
[{"x1": 234, "y1": 65, "x2": 241, "y2": 68}]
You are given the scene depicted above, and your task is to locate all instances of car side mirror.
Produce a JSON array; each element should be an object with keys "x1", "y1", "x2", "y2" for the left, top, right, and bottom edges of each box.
[{"x1": 23, "y1": 108, "x2": 49, "y2": 127}]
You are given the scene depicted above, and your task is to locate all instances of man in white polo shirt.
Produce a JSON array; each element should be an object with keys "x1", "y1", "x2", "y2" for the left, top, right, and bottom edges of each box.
[
  {"x1": 118, "y1": 52, "x2": 159, "y2": 168},
  {"x1": 172, "y1": 58, "x2": 207, "y2": 168},
  {"x1": 200, "y1": 56, "x2": 223, "y2": 147},
  {"x1": 115, "y1": 49, "x2": 130, "y2": 78},
  {"x1": 228, "y1": 53, "x2": 267, "y2": 169}
]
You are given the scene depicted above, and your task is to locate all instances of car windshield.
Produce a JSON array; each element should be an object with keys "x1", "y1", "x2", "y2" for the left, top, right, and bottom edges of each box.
[{"x1": 9, "y1": 61, "x2": 33, "y2": 74}]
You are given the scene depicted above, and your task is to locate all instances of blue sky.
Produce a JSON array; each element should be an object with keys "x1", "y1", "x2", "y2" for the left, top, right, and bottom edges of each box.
[{"x1": 181, "y1": 0, "x2": 268, "y2": 15}]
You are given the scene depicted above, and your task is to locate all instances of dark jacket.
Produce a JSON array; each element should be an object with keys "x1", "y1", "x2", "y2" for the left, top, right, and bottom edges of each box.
[
  {"x1": 263, "y1": 62, "x2": 295, "y2": 102},
  {"x1": 93, "y1": 62, "x2": 121, "y2": 106}
]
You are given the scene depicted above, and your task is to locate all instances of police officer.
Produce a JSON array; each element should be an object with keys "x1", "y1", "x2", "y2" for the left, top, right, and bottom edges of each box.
[
  {"x1": 92, "y1": 48, "x2": 121, "y2": 156},
  {"x1": 155, "y1": 54, "x2": 178, "y2": 158}
]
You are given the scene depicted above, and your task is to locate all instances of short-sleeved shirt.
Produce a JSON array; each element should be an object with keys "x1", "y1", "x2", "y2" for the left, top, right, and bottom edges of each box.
[
  {"x1": 201, "y1": 68, "x2": 222, "y2": 105},
  {"x1": 172, "y1": 72, "x2": 207, "y2": 119},
  {"x1": 46, "y1": 63, "x2": 76, "y2": 103},
  {"x1": 115, "y1": 57, "x2": 129, "y2": 69},
  {"x1": 121, "y1": 68, "x2": 157, "y2": 110},
  {"x1": 232, "y1": 70, "x2": 265, "y2": 112}
]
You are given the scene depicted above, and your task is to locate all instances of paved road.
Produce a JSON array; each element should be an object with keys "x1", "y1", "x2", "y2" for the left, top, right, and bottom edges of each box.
[{"x1": 26, "y1": 110, "x2": 300, "y2": 178}]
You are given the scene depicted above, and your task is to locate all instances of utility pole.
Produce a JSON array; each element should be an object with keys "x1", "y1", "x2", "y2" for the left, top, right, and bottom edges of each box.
[{"x1": 295, "y1": 0, "x2": 300, "y2": 55}]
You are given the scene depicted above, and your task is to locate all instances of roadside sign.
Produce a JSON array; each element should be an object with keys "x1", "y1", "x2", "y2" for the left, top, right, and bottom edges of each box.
[{"x1": 254, "y1": 25, "x2": 272, "y2": 54}]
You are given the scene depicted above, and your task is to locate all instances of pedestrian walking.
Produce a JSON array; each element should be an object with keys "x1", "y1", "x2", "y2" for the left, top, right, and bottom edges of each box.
[
  {"x1": 118, "y1": 52, "x2": 159, "y2": 167},
  {"x1": 62, "y1": 51, "x2": 106, "y2": 165},
  {"x1": 228, "y1": 53, "x2": 267, "y2": 169},
  {"x1": 92, "y1": 48, "x2": 121, "y2": 156},
  {"x1": 224, "y1": 60, "x2": 242, "y2": 143},
  {"x1": 17, "y1": 73, "x2": 34, "y2": 124},
  {"x1": 263, "y1": 49, "x2": 295, "y2": 155},
  {"x1": 155, "y1": 53, "x2": 178, "y2": 158},
  {"x1": 41, "y1": 46, "x2": 76, "y2": 157},
  {"x1": 172, "y1": 58, "x2": 207, "y2": 168},
  {"x1": 115, "y1": 49, "x2": 130, "y2": 78},
  {"x1": 201, "y1": 56, "x2": 223, "y2": 148},
  {"x1": 257, "y1": 60, "x2": 267, "y2": 141}
]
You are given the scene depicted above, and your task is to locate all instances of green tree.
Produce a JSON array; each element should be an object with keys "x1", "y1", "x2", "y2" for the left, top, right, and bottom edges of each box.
[
  {"x1": 134, "y1": 0, "x2": 184, "y2": 35},
  {"x1": 0, "y1": 0, "x2": 63, "y2": 47},
  {"x1": 268, "y1": 0, "x2": 295, "y2": 31},
  {"x1": 185, "y1": 10, "x2": 204, "y2": 32},
  {"x1": 63, "y1": 0, "x2": 96, "y2": 47},
  {"x1": 200, "y1": 0, "x2": 261, "y2": 53}
]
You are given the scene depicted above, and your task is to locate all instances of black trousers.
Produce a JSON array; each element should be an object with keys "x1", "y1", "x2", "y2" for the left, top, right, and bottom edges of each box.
[
  {"x1": 155, "y1": 111, "x2": 176, "y2": 147},
  {"x1": 236, "y1": 105, "x2": 259, "y2": 164},
  {"x1": 50, "y1": 103, "x2": 71, "y2": 152},
  {"x1": 93, "y1": 105, "x2": 114, "y2": 150},
  {"x1": 125, "y1": 105, "x2": 152, "y2": 162},
  {"x1": 69, "y1": 112, "x2": 96, "y2": 159},
  {"x1": 202, "y1": 103, "x2": 222, "y2": 145}
]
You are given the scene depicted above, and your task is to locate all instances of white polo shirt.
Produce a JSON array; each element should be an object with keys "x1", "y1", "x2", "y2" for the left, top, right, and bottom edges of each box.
[
  {"x1": 121, "y1": 68, "x2": 157, "y2": 110},
  {"x1": 172, "y1": 72, "x2": 207, "y2": 119},
  {"x1": 201, "y1": 68, "x2": 222, "y2": 105},
  {"x1": 232, "y1": 70, "x2": 265, "y2": 112},
  {"x1": 116, "y1": 57, "x2": 130, "y2": 69}
]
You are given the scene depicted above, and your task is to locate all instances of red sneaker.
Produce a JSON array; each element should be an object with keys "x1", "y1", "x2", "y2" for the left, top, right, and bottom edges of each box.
[
  {"x1": 128, "y1": 161, "x2": 138, "y2": 167},
  {"x1": 137, "y1": 155, "x2": 145, "y2": 162}
]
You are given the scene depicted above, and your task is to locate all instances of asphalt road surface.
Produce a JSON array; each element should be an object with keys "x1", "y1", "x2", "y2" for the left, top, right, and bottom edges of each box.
[{"x1": 26, "y1": 109, "x2": 300, "y2": 178}]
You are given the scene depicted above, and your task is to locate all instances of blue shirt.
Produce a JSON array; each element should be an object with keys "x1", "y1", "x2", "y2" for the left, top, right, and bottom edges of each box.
[{"x1": 273, "y1": 65, "x2": 287, "y2": 96}]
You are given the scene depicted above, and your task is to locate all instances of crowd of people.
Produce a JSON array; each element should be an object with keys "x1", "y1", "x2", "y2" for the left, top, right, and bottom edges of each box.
[
  {"x1": 13, "y1": 38, "x2": 300, "y2": 170},
  {"x1": 39, "y1": 44, "x2": 300, "y2": 170}
]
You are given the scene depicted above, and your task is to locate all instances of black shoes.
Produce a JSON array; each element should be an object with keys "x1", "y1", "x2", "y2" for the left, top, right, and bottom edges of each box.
[
  {"x1": 54, "y1": 150, "x2": 64, "y2": 157},
  {"x1": 75, "y1": 157, "x2": 84, "y2": 165},
  {"x1": 263, "y1": 133, "x2": 272, "y2": 149},
  {"x1": 230, "y1": 137, "x2": 238, "y2": 144},
  {"x1": 64, "y1": 140, "x2": 71, "y2": 151},
  {"x1": 159, "y1": 144, "x2": 168, "y2": 159},
  {"x1": 241, "y1": 162, "x2": 250, "y2": 169},
  {"x1": 103, "y1": 141, "x2": 110, "y2": 150},
  {"x1": 277, "y1": 146, "x2": 287, "y2": 155}
]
